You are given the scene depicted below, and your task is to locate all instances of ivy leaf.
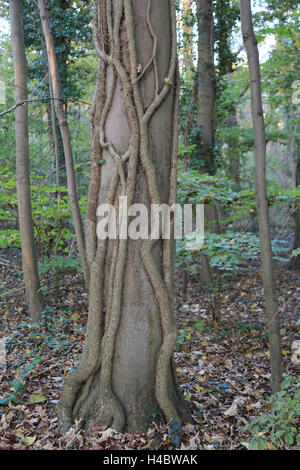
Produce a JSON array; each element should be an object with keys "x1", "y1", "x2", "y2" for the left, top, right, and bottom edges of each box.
[{"x1": 29, "y1": 393, "x2": 46, "y2": 404}]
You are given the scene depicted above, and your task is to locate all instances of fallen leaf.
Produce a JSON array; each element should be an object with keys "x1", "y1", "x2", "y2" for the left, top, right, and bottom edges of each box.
[{"x1": 29, "y1": 393, "x2": 46, "y2": 404}]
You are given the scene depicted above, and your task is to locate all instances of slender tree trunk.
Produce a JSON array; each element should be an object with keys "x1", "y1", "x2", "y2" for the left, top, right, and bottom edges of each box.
[
  {"x1": 42, "y1": 47, "x2": 66, "y2": 191},
  {"x1": 183, "y1": 77, "x2": 198, "y2": 172},
  {"x1": 37, "y1": 0, "x2": 89, "y2": 288},
  {"x1": 182, "y1": 0, "x2": 194, "y2": 81},
  {"x1": 182, "y1": 0, "x2": 197, "y2": 171},
  {"x1": 195, "y1": 0, "x2": 219, "y2": 289},
  {"x1": 240, "y1": 0, "x2": 282, "y2": 393},
  {"x1": 58, "y1": 0, "x2": 191, "y2": 433},
  {"x1": 228, "y1": 111, "x2": 241, "y2": 188},
  {"x1": 9, "y1": 0, "x2": 45, "y2": 322},
  {"x1": 291, "y1": 123, "x2": 300, "y2": 270},
  {"x1": 48, "y1": 72, "x2": 67, "y2": 197},
  {"x1": 50, "y1": 95, "x2": 67, "y2": 191},
  {"x1": 215, "y1": 0, "x2": 240, "y2": 188},
  {"x1": 49, "y1": 75, "x2": 60, "y2": 193},
  {"x1": 196, "y1": 0, "x2": 216, "y2": 175},
  {"x1": 48, "y1": 0, "x2": 68, "y2": 190}
]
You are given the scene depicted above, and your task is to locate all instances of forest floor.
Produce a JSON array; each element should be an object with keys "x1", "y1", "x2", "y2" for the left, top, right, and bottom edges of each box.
[{"x1": 0, "y1": 254, "x2": 299, "y2": 450}]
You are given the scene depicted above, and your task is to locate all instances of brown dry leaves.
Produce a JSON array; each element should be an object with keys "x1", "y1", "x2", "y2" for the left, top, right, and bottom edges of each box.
[{"x1": 0, "y1": 261, "x2": 299, "y2": 450}]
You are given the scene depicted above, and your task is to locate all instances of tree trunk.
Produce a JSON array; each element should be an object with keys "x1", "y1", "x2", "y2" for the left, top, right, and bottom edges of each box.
[
  {"x1": 227, "y1": 111, "x2": 241, "y2": 188},
  {"x1": 37, "y1": 0, "x2": 89, "y2": 288},
  {"x1": 49, "y1": 74, "x2": 61, "y2": 193},
  {"x1": 182, "y1": 0, "x2": 194, "y2": 81},
  {"x1": 240, "y1": 0, "x2": 282, "y2": 393},
  {"x1": 42, "y1": 46, "x2": 66, "y2": 192},
  {"x1": 58, "y1": 0, "x2": 191, "y2": 433},
  {"x1": 182, "y1": 0, "x2": 199, "y2": 172},
  {"x1": 51, "y1": 95, "x2": 67, "y2": 191},
  {"x1": 195, "y1": 0, "x2": 219, "y2": 289},
  {"x1": 291, "y1": 123, "x2": 300, "y2": 270},
  {"x1": 215, "y1": 0, "x2": 240, "y2": 188},
  {"x1": 9, "y1": 0, "x2": 45, "y2": 322},
  {"x1": 196, "y1": 0, "x2": 216, "y2": 175},
  {"x1": 48, "y1": 0, "x2": 68, "y2": 190}
]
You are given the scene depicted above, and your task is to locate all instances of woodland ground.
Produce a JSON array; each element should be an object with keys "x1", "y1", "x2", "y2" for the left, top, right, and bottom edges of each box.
[{"x1": 0, "y1": 249, "x2": 299, "y2": 450}]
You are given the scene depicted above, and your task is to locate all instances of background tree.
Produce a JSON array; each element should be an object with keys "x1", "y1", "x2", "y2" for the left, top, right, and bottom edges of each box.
[
  {"x1": 195, "y1": 0, "x2": 216, "y2": 175},
  {"x1": 9, "y1": 0, "x2": 45, "y2": 321},
  {"x1": 37, "y1": 0, "x2": 89, "y2": 288},
  {"x1": 23, "y1": 0, "x2": 93, "y2": 189},
  {"x1": 240, "y1": 0, "x2": 282, "y2": 392},
  {"x1": 214, "y1": 0, "x2": 241, "y2": 187},
  {"x1": 291, "y1": 121, "x2": 300, "y2": 269}
]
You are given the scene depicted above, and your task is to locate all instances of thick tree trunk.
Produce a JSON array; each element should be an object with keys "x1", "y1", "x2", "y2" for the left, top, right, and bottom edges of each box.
[
  {"x1": 37, "y1": 0, "x2": 89, "y2": 288},
  {"x1": 58, "y1": 0, "x2": 191, "y2": 433},
  {"x1": 240, "y1": 0, "x2": 282, "y2": 393},
  {"x1": 9, "y1": 0, "x2": 45, "y2": 322}
]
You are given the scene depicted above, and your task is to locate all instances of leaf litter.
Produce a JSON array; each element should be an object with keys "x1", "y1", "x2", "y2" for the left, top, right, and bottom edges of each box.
[{"x1": 0, "y1": 262, "x2": 299, "y2": 450}]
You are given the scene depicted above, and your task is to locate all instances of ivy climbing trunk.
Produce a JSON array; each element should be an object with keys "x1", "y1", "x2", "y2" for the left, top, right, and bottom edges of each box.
[
  {"x1": 37, "y1": 0, "x2": 89, "y2": 288},
  {"x1": 240, "y1": 0, "x2": 282, "y2": 393},
  {"x1": 9, "y1": 0, "x2": 45, "y2": 322},
  {"x1": 58, "y1": 0, "x2": 191, "y2": 433}
]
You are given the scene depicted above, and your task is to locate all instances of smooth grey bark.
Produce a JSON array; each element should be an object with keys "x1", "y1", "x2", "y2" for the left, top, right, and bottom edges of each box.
[
  {"x1": 240, "y1": 0, "x2": 282, "y2": 392},
  {"x1": 58, "y1": 0, "x2": 191, "y2": 434},
  {"x1": 37, "y1": 0, "x2": 89, "y2": 288},
  {"x1": 9, "y1": 0, "x2": 45, "y2": 322}
]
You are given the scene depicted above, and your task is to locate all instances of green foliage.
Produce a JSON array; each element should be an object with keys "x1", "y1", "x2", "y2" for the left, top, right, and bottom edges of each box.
[
  {"x1": 214, "y1": 0, "x2": 240, "y2": 77},
  {"x1": 177, "y1": 167, "x2": 300, "y2": 229},
  {"x1": 0, "y1": 167, "x2": 88, "y2": 260},
  {"x1": 0, "y1": 356, "x2": 42, "y2": 406},
  {"x1": 176, "y1": 167, "x2": 298, "y2": 289},
  {"x1": 244, "y1": 375, "x2": 300, "y2": 449},
  {"x1": 292, "y1": 248, "x2": 300, "y2": 258},
  {"x1": 178, "y1": 167, "x2": 237, "y2": 206},
  {"x1": 176, "y1": 230, "x2": 261, "y2": 284},
  {"x1": 0, "y1": 2, "x2": 94, "y2": 271},
  {"x1": 38, "y1": 256, "x2": 81, "y2": 275},
  {"x1": 23, "y1": 0, "x2": 93, "y2": 102},
  {"x1": 0, "y1": 305, "x2": 86, "y2": 409}
]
